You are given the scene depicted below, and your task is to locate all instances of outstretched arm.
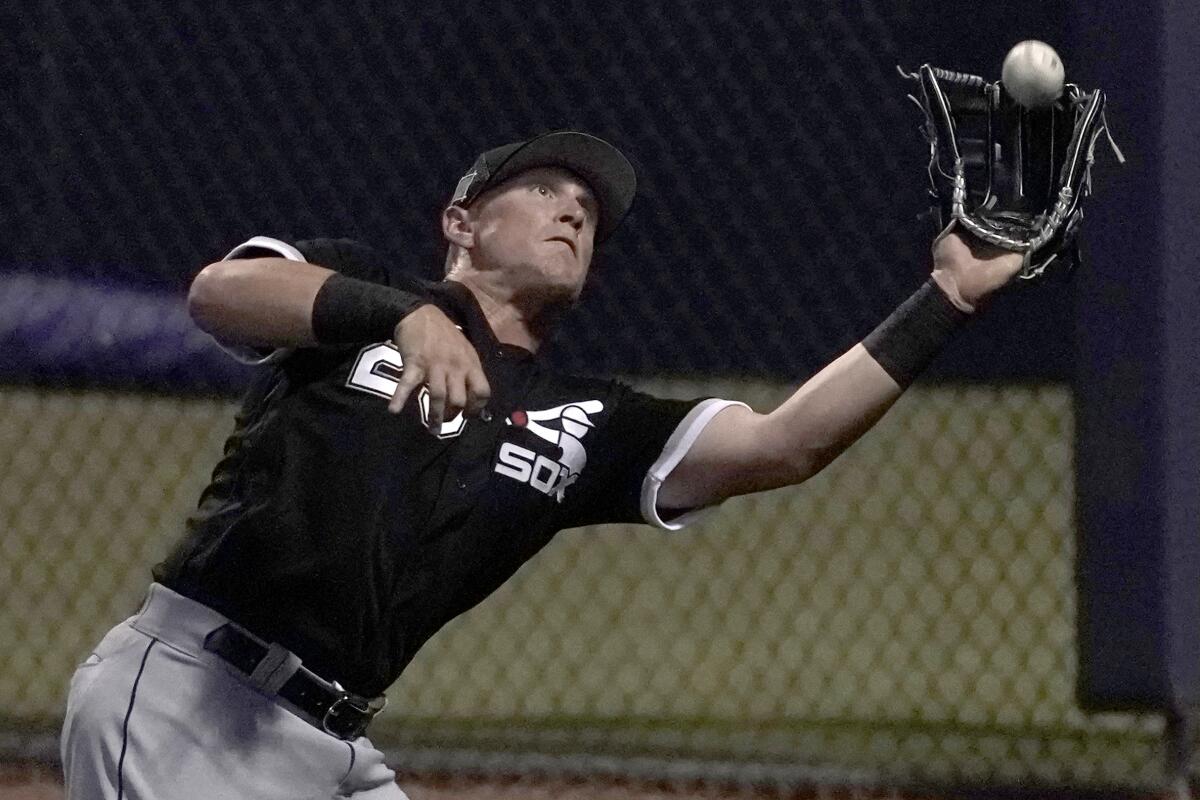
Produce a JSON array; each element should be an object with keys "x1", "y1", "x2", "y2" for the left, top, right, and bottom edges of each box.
[{"x1": 657, "y1": 230, "x2": 1025, "y2": 510}]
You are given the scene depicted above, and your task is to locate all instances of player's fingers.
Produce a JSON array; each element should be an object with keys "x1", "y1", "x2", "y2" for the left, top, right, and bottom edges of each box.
[
  {"x1": 444, "y1": 371, "x2": 468, "y2": 424},
  {"x1": 465, "y1": 365, "x2": 492, "y2": 417},
  {"x1": 424, "y1": 366, "x2": 448, "y2": 432},
  {"x1": 388, "y1": 361, "x2": 425, "y2": 415}
]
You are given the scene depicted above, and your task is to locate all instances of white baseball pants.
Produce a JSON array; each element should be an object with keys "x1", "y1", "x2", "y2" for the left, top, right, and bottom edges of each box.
[{"x1": 60, "y1": 583, "x2": 406, "y2": 800}]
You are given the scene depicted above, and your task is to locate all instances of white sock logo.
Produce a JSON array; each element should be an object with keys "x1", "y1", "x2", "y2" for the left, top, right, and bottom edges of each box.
[{"x1": 495, "y1": 400, "x2": 604, "y2": 501}]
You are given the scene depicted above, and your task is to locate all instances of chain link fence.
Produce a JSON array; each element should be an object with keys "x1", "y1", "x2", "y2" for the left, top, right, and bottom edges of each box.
[
  {"x1": 0, "y1": 380, "x2": 1165, "y2": 793},
  {"x1": 0, "y1": 0, "x2": 1167, "y2": 796}
]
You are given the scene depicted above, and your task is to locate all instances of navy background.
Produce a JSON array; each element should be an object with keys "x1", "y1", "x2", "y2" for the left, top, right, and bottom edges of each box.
[
  {"x1": 1, "y1": 1, "x2": 1081, "y2": 382},
  {"x1": 5, "y1": 1, "x2": 1197, "y2": 715}
]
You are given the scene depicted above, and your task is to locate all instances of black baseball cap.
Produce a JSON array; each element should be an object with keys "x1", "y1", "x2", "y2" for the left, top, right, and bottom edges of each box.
[{"x1": 450, "y1": 131, "x2": 636, "y2": 241}]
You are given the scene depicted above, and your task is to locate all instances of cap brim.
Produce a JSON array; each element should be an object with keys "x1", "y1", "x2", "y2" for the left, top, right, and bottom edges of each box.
[{"x1": 487, "y1": 132, "x2": 636, "y2": 241}]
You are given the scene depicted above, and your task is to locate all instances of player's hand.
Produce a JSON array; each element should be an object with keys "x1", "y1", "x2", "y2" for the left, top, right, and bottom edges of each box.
[
  {"x1": 929, "y1": 227, "x2": 1025, "y2": 313},
  {"x1": 387, "y1": 305, "x2": 491, "y2": 430}
]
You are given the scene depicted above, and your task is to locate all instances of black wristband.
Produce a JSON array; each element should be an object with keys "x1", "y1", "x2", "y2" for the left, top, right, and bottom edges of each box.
[
  {"x1": 311, "y1": 273, "x2": 428, "y2": 344},
  {"x1": 862, "y1": 279, "x2": 970, "y2": 388}
]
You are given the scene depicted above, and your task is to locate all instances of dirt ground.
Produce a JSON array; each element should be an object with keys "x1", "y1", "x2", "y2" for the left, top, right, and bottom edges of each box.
[
  {"x1": 0, "y1": 761, "x2": 935, "y2": 800},
  {"x1": 2, "y1": 761, "x2": 1179, "y2": 799}
]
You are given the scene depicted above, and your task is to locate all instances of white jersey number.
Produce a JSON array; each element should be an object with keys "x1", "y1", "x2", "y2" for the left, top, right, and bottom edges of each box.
[{"x1": 346, "y1": 343, "x2": 466, "y2": 438}]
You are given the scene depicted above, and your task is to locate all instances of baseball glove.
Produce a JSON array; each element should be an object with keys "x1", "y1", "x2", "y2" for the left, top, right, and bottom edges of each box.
[{"x1": 900, "y1": 63, "x2": 1124, "y2": 279}]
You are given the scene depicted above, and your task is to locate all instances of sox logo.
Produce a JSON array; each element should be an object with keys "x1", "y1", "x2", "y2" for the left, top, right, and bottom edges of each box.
[{"x1": 495, "y1": 401, "x2": 604, "y2": 502}]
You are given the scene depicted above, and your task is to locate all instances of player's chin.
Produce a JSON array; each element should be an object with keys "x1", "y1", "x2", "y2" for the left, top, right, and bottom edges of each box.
[
  {"x1": 549, "y1": 280, "x2": 586, "y2": 306},
  {"x1": 536, "y1": 261, "x2": 586, "y2": 295},
  {"x1": 528, "y1": 272, "x2": 585, "y2": 308}
]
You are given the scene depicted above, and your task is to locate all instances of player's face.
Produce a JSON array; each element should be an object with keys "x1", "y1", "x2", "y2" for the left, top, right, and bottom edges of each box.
[{"x1": 466, "y1": 167, "x2": 598, "y2": 304}]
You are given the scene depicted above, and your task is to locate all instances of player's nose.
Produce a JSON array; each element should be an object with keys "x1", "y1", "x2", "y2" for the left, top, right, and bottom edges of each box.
[{"x1": 558, "y1": 204, "x2": 584, "y2": 231}]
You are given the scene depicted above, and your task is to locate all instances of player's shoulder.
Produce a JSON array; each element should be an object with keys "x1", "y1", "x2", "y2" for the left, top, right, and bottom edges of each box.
[
  {"x1": 536, "y1": 371, "x2": 711, "y2": 429},
  {"x1": 283, "y1": 236, "x2": 438, "y2": 294},
  {"x1": 527, "y1": 371, "x2": 636, "y2": 417},
  {"x1": 225, "y1": 236, "x2": 421, "y2": 287},
  {"x1": 290, "y1": 237, "x2": 394, "y2": 285},
  {"x1": 291, "y1": 236, "x2": 376, "y2": 261},
  {"x1": 536, "y1": 369, "x2": 623, "y2": 398}
]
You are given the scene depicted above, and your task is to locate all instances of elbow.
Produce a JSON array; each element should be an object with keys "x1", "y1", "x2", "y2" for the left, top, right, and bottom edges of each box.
[
  {"x1": 792, "y1": 447, "x2": 839, "y2": 483},
  {"x1": 704, "y1": 415, "x2": 823, "y2": 495},
  {"x1": 187, "y1": 261, "x2": 235, "y2": 334},
  {"x1": 725, "y1": 446, "x2": 824, "y2": 497},
  {"x1": 764, "y1": 430, "x2": 840, "y2": 487},
  {"x1": 778, "y1": 447, "x2": 826, "y2": 487},
  {"x1": 784, "y1": 430, "x2": 853, "y2": 483},
  {"x1": 739, "y1": 424, "x2": 827, "y2": 492}
]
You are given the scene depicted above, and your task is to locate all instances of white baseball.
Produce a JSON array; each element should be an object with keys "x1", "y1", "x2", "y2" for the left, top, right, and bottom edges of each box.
[{"x1": 1001, "y1": 40, "x2": 1065, "y2": 107}]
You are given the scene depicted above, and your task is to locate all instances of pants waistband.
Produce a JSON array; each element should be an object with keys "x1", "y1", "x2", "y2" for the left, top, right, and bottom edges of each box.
[
  {"x1": 129, "y1": 582, "x2": 237, "y2": 657},
  {"x1": 128, "y1": 583, "x2": 385, "y2": 740}
]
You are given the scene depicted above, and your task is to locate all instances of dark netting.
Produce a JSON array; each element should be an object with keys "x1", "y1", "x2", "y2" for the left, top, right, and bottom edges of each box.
[
  {"x1": 0, "y1": 1, "x2": 1168, "y2": 797},
  {"x1": 1, "y1": 1, "x2": 1077, "y2": 381}
]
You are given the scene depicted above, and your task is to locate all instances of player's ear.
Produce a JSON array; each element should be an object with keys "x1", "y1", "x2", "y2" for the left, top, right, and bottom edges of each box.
[{"x1": 442, "y1": 205, "x2": 476, "y2": 250}]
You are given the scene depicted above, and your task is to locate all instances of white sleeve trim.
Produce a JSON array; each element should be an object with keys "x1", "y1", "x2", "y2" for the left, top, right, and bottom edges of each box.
[
  {"x1": 640, "y1": 398, "x2": 751, "y2": 531},
  {"x1": 215, "y1": 236, "x2": 308, "y2": 366},
  {"x1": 223, "y1": 235, "x2": 306, "y2": 263}
]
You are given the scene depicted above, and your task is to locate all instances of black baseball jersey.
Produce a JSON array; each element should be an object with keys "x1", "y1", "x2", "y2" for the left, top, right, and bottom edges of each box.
[{"x1": 155, "y1": 237, "x2": 741, "y2": 696}]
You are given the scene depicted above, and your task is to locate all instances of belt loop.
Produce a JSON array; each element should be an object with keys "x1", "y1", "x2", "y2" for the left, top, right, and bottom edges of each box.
[{"x1": 247, "y1": 642, "x2": 303, "y2": 695}]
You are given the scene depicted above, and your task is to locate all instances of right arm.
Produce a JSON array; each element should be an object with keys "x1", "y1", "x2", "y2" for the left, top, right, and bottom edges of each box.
[
  {"x1": 187, "y1": 257, "x2": 490, "y2": 426},
  {"x1": 187, "y1": 257, "x2": 334, "y2": 349}
]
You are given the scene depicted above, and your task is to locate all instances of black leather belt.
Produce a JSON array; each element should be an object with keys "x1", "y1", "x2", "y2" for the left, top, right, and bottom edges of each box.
[{"x1": 203, "y1": 623, "x2": 386, "y2": 741}]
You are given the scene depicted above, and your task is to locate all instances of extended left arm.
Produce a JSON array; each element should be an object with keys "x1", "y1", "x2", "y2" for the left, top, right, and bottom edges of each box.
[{"x1": 657, "y1": 230, "x2": 1024, "y2": 510}]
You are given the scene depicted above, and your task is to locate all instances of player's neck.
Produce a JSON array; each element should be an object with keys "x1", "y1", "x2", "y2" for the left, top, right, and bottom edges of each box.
[{"x1": 448, "y1": 275, "x2": 562, "y2": 353}]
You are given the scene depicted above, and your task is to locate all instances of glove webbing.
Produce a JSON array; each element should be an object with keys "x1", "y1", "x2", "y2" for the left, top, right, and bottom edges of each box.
[{"x1": 949, "y1": 88, "x2": 1105, "y2": 278}]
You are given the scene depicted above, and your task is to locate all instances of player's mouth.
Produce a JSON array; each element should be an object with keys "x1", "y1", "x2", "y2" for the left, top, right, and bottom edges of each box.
[{"x1": 546, "y1": 236, "x2": 577, "y2": 257}]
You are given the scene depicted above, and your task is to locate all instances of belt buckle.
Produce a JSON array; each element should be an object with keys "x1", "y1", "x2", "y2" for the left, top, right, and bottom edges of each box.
[{"x1": 321, "y1": 684, "x2": 385, "y2": 740}]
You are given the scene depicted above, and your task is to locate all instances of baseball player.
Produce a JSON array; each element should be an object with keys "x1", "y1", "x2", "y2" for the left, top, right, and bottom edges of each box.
[{"x1": 60, "y1": 131, "x2": 1024, "y2": 799}]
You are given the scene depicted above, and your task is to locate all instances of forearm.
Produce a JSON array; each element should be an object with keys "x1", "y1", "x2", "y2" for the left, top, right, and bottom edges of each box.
[
  {"x1": 773, "y1": 346, "x2": 901, "y2": 473},
  {"x1": 757, "y1": 344, "x2": 902, "y2": 484},
  {"x1": 757, "y1": 279, "x2": 968, "y2": 484},
  {"x1": 656, "y1": 346, "x2": 902, "y2": 508},
  {"x1": 188, "y1": 258, "x2": 333, "y2": 348},
  {"x1": 188, "y1": 257, "x2": 428, "y2": 350},
  {"x1": 759, "y1": 237, "x2": 1020, "y2": 486},
  {"x1": 659, "y1": 282, "x2": 968, "y2": 509},
  {"x1": 659, "y1": 234, "x2": 1022, "y2": 511}
]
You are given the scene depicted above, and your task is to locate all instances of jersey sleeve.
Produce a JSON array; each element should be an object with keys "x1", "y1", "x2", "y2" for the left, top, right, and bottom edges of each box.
[
  {"x1": 567, "y1": 386, "x2": 749, "y2": 530},
  {"x1": 211, "y1": 236, "x2": 401, "y2": 365},
  {"x1": 292, "y1": 238, "x2": 396, "y2": 286}
]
